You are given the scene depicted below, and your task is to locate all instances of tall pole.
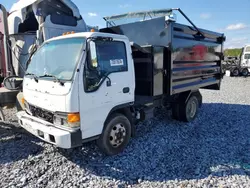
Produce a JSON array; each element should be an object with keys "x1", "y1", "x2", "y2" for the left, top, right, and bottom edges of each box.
[{"x1": 0, "y1": 4, "x2": 12, "y2": 76}]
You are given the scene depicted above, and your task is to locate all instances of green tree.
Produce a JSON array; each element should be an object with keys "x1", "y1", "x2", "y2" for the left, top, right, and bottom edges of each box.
[{"x1": 224, "y1": 48, "x2": 242, "y2": 57}]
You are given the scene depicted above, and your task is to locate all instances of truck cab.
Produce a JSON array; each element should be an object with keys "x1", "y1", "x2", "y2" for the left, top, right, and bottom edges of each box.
[
  {"x1": 17, "y1": 31, "x2": 136, "y2": 155},
  {"x1": 240, "y1": 45, "x2": 250, "y2": 67}
]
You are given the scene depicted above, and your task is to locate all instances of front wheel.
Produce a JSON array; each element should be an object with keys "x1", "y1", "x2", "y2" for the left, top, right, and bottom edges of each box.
[{"x1": 97, "y1": 113, "x2": 132, "y2": 155}]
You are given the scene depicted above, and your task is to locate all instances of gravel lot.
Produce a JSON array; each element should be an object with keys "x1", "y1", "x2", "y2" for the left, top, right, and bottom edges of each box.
[{"x1": 0, "y1": 76, "x2": 250, "y2": 188}]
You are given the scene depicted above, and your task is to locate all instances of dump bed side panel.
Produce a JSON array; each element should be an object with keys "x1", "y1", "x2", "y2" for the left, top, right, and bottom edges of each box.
[
  {"x1": 170, "y1": 23, "x2": 224, "y2": 95},
  {"x1": 100, "y1": 17, "x2": 225, "y2": 97}
]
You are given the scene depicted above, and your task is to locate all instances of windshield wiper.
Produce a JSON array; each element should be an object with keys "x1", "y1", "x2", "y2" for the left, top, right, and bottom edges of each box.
[
  {"x1": 39, "y1": 74, "x2": 65, "y2": 86},
  {"x1": 25, "y1": 73, "x2": 38, "y2": 82}
]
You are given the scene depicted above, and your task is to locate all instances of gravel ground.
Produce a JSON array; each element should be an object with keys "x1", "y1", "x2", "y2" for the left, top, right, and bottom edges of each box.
[{"x1": 0, "y1": 76, "x2": 250, "y2": 188}]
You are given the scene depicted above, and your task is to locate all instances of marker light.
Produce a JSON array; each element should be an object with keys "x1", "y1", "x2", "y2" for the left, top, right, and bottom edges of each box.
[
  {"x1": 67, "y1": 113, "x2": 80, "y2": 123},
  {"x1": 62, "y1": 31, "x2": 75, "y2": 36},
  {"x1": 21, "y1": 97, "x2": 25, "y2": 105}
]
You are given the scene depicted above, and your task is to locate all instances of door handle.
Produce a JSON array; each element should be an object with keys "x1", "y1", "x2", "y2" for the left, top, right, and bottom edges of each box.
[{"x1": 123, "y1": 87, "x2": 130, "y2": 93}]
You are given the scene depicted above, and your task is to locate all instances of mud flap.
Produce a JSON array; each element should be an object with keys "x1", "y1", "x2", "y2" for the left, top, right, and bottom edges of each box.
[{"x1": 0, "y1": 106, "x2": 5, "y2": 121}]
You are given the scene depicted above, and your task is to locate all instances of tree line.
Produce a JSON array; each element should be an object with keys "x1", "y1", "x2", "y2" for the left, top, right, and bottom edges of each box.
[{"x1": 224, "y1": 48, "x2": 242, "y2": 57}]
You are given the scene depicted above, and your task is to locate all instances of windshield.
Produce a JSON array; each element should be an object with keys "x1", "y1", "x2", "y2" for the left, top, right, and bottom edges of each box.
[
  {"x1": 26, "y1": 37, "x2": 85, "y2": 81},
  {"x1": 244, "y1": 54, "x2": 250, "y2": 60}
]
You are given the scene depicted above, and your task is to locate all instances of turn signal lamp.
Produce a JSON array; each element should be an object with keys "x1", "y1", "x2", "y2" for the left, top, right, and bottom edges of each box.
[
  {"x1": 67, "y1": 113, "x2": 80, "y2": 123},
  {"x1": 21, "y1": 97, "x2": 25, "y2": 105}
]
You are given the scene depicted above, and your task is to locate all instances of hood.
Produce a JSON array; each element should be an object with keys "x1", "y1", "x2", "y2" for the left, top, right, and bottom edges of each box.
[
  {"x1": 23, "y1": 77, "x2": 72, "y2": 95},
  {"x1": 23, "y1": 77, "x2": 73, "y2": 112}
]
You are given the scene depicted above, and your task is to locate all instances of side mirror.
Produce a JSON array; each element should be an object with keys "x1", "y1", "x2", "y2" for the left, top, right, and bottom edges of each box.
[
  {"x1": 3, "y1": 76, "x2": 23, "y2": 90},
  {"x1": 87, "y1": 41, "x2": 98, "y2": 70}
]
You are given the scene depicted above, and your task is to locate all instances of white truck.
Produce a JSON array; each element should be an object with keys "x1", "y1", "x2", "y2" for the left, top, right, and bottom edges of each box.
[
  {"x1": 239, "y1": 44, "x2": 250, "y2": 76},
  {"x1": 225, "y1": 44, "x2": 250, "y2": 77},
  {"x1": 16, "y1": 9, "x2": 225, "y2": 155}
]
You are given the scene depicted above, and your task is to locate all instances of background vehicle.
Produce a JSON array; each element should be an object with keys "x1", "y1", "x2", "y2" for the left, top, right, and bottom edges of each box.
[
  {"x1": 0, "y1": 0, "x2": 97, "y2": 120},
  {"x1": 223, "y1": 45, "x2": 250, "y2": 77},
  {"x1": 17, "y1": 8, "x2": 225, "y2": 155},
  {"x1": 239, "y1": 44, "x2": 250, "y2": 76}
]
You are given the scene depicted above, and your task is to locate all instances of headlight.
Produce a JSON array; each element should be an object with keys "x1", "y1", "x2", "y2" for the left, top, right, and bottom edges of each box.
[
  {"x1": 53, "y1": 113, "x2": 80, "y2": 129},
  {"x1": 23, "y1": 100, "x2": 32, "y2": 115}
]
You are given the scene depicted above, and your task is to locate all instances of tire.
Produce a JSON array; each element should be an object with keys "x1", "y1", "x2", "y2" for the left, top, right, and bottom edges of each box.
[
  {"x1": 193, "y1": 90, "x2": 202, "y2": 108},
  {"x1": 241, "y1": 68, "x2": 249, "y2": 77},
  {"x1": 96, "y1": 113, "x2": 132, "y2": 156},
  {"x1": 231, "y1": 68, "x2": 239, "y2": 77},
  {"x1": 179, "y1": 95, "x2": 199, "y2": 122},
  {"x1": 0, "y1": 107, "x2": 5, "y2": 121}
]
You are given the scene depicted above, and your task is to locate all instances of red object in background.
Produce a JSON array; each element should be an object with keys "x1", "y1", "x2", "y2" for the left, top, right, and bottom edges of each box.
[
  {"x1": 0, "y1": 32, "x2": 6, "y2": 78},
  {"x1": 0, "y1": 9, "x2": 7, "y2": 78},
  {"x1": 0, "y1": 32, "x2": 6, "y2": 76}
]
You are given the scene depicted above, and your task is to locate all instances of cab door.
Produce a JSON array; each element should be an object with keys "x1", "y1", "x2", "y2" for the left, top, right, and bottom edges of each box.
[{"x1": 78, "y1": 38, "x2": 135, "y2": 139}]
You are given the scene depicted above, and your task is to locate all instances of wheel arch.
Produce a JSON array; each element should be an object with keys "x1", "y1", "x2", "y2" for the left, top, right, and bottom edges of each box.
[
  {"x1": 173, "y1": 89, "x2": 202, "y2": 106},
  {"x1": 171, "y1": 89, "x2": 202, "y2": 122},
  {"x1": 104, "y1": 103, "x2": 135, "y2": 137}
]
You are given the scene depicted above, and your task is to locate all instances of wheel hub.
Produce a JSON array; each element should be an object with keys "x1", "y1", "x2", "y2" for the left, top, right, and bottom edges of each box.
[
  {"x1": 109, "y1": 124, "x2": 126, "y2": 147},
  {"x1": 187, "y1": 99, "x2": 197, "y2": 119}
]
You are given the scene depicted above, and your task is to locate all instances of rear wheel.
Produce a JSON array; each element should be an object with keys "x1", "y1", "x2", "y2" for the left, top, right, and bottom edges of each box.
[
  {"x1": 231, "y1": 68, "x2": 239, "y2": 76},
  {"x1": 180, "y1": 95, "x2": 199, "y2": 122},
  {"x1": 172, "y1": 94, "x2": 199, "y2": 122},
  {"x1": 97, "y1": 113, "x2": 132, "y2": 155}
]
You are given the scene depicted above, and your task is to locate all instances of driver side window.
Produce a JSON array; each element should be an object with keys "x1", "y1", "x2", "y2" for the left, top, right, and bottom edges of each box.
[{"x1": 84, "y1": 40, "x2": 128, "y2": 92}]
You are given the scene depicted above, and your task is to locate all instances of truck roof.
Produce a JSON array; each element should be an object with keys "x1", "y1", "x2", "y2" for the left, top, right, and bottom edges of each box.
[
  {"x1": 9, "y1": 0, "x2": 82, "y2": 18},
  {"x1": 10, "y1": 0, "x2": 37, "y2": 12},
  {"x1": 45, "y1": 31, "x2": 129, "y2": 43}
]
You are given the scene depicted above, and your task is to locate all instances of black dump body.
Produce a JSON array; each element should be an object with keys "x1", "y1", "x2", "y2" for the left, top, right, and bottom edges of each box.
[{"x1": 100, "y1": 11, "x2": 225, "y2": 100}]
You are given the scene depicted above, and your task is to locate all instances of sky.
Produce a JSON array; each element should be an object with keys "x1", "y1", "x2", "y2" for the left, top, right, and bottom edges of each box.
[{"x1": 2, "y1": 0, "x2": 250, "y2": 49}]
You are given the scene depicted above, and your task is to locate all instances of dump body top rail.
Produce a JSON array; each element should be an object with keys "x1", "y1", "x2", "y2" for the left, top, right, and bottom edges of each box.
[{"x1": 103, "y1": 8, "x2": 173, "y2": 26}]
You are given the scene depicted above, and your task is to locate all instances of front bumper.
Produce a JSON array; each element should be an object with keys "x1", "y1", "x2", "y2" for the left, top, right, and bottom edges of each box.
[{"x1": 16, "y1": 111, "x2": 82, "y2": 149}]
